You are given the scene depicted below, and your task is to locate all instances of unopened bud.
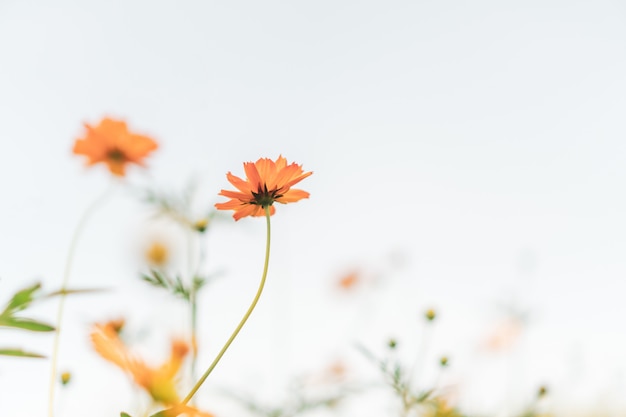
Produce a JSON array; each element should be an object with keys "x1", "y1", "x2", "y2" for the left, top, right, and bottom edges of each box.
[
  {"x1": 425, "y1": 309, "x2": 436, "y2": 322},
  {"x1": 60, "y1": 371, "x2": 71, "y2": 386},
  {"x1": 194, "y1": 218, "x2": 209, "y2": 233}
]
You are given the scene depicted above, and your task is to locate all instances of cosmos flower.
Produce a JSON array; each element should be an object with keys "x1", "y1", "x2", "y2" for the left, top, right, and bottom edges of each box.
[
  {"x1": 215, "y1": 155, "x2": 312, "y2": 220},
  {"x1": 90, "y1": 321, "x2": 213, "y2": 416},
  {"x1": 337, "y1": 272, "x2": 359, "y2": 290},
  {"x1": 481, "y1": 316, "x2": 523, "y2": 352},
  {"x1": 73, "y1": 117, "x2": 158, "y2": 176}
]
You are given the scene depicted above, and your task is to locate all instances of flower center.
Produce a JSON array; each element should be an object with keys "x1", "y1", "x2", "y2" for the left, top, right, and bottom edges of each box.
[
  {"x1": 107, "y1": 148, "x2": 126, "y2": 162},
  {"x1": 251, "y1": 184, "x2": 283, "y2": 207}
]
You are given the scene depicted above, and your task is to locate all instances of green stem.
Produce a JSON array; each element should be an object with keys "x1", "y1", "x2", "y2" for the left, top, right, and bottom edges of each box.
[
  {"x1": 182, "y1": 206, "x2": 272, "y2": 405},
  {"x1": 190, "y1": 288, "x2": 198, "y2": 380},
  {"x1": 47, "y1": 185, "x2": 114, "y2": 417},
  {"x1": 187, "y1": 230, "x2": 199, "y2": 398}
]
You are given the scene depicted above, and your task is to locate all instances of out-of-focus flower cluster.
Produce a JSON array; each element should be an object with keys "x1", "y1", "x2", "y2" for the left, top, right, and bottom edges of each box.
[{"x1": 3, "y1": 116, "x2": 620, "y2": 417}]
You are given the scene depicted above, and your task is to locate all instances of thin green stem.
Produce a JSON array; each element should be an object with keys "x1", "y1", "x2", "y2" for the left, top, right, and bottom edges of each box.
[
  {"x1": 182, "y1": 206, "x2": 272, "y2": 405},
  {"x1": 190, "y1": 288, "x2": 198, "y2": 379},
  {"x1": 187, "y1": 230, "x2": 199, "y2": 399},
  {"x1": 48, "y1": 185, "x2": 114, "y2": 417}
]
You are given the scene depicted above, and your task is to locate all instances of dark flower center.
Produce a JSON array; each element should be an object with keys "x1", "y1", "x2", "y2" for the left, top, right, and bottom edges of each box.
[
  {"x1": 107, "y1": 148, "x2": 126, "y2": 162},
  {"x1": 251, "y1": 184, "x2": 283, "y2": 207}
]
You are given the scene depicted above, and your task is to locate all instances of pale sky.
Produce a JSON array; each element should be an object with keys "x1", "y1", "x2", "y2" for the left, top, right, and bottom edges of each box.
[{"x1": 1, "y1": 1, "x2": 626, "y2": 416}]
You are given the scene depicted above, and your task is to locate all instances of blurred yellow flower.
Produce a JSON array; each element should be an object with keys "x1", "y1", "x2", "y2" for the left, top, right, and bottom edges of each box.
[
  {"x1": 215, "y1": 155, "x2": 312, "y2": 220},
  {"x1": 146, "y1": 241, "x2": 170, "y2": 267},
  {"x1": 424, "y1": 398, "x2": 463, "y2": 417}
]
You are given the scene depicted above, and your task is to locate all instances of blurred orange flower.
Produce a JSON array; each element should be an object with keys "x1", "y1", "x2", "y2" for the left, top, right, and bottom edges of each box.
[
  {"x1": 90, "y1": 321, "x2": 213, "y2": 416},
  {"x1": 215, "y1": 155, "x2": 312, "y2": 220},
  {"x1": 481, "y1": 317, "x2": 523, "y2": 352},
  {"x1": 73, "y1": 117, "x2": 158, "y2": 176},
  {"x1": 337, "y1": 272, "x2": 359, "y2": 290},
  {"x1": 158, "y1": 404, "x2": 215, "y2": 417}
]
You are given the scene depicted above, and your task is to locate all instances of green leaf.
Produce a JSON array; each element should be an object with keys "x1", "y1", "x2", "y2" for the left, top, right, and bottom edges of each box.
[
  {"x1": 0, "y1": 348, "x2": 46, "y2": 358},
  {"x1": 141, "y1": 273, "x2": 160, "y2": 286},
  {"x1": 173, "y1": 276, "x2": 190, "y2": 300},
  {"x1": 192, "y1": 276, "x2": 207, "y2": 291},
  {"x1": 153, "y1": 270, "x2": 167, "y2": 284},
  {"x1": 120, "y1": 413, "x2": 133, "y2": 417},
  {"x1": 2, "y1": 283, "x2": 41, "y2": 315},
  {"x1": 415, "y1": 389, "x2": 433, "y2": 402},
  {"x1": 140, "y1": 270, "x2": 194, "y2": 301},
  {"x1": 0, "y1": 316, "x2": 55, "y2": 332}
]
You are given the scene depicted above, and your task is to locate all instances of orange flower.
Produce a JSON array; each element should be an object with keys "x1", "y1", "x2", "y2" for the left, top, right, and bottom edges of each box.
[
  {"x1": 337, "y1": 272, "x2": 359, "y2": 290},
  {"x1": 73, "y1": 117, "x2": 158, "y2": 176},
  {"x1": 215, "y1": 155, "x2": 312, "y2": 220},
  {"x1": 481, "y1": 317, "x2": 523, "y2": 352},
  {"x1": 158, "y1": 404, "x2": 215, "y2": 417},
  {"x1": 90, "y1": 321, "x2": 213, "y2": 417}
]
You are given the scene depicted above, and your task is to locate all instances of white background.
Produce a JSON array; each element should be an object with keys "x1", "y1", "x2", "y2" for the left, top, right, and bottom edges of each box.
[{"x1": 1, "y1": 1, "x2": 626, "y2": 416}]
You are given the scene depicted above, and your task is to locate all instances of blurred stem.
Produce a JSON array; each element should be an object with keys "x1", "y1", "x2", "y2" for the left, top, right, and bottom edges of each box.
[
  {"x1": 187, "y1": 230, "x2": 199, "y2": 403},
  {"x1": 409, "y1": 321, "x2": 434, "y2": 387},
  {"x1": 48, "y1": 183, "x2": 115, "y2": 417},
  {"x1": 190, "y1": 288, "x2": 198, "y2": 378},
  {"x1": 182, "y1": 205, "x2": 272, "y2": 405}
]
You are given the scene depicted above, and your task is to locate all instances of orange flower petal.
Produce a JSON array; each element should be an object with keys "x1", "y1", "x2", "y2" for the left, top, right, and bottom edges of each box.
[
  {"x1": 123, "y1": 135, "x2": 159, "y2": 163},
  {"x1": 281, "y1": 170, "x2": 313, "y2": 190},
  {"x1": 254, "y1": 158, "x2": 275, "y2": 185},
  {"x1": 105, "y1": 159, "x2": 127, "y2": 176},
  {"x1": 219, "y1": 189, "x2": 253, "y2": 201},
  {"x1": 243, "y1": 162, "x2": 262, "y2": 190},
  {"x1": 232, "y1": 204, "x2": 262, "y2": 220},
  {"x1": 275, "y1": 155, "x2": 287, "y2": 170},
  {"x1": 214, "y1": 199, "x2": 244, "y2": 210},
  {"x1": 276, "y1": 188, "x2": 310, "y2": 203},
  {"x1": 273, "y1": 163, "x2": 302, "y2": 189},
  {"x1": 90, "y1": 322, "x2": 150, "y2": 388},
  {"x1": 226, "y1": 172, "x2": 252, "y2": 193},
  {"x1": 161, "y1": 404, "x2": 215, "y2": 417}
]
